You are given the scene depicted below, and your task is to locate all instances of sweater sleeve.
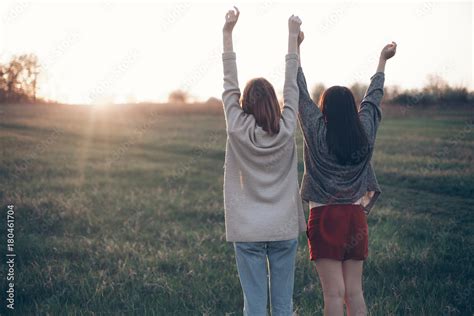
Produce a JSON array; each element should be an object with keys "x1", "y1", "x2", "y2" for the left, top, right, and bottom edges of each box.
[
  {"x1": 359, "y1": 72, "x2": 384, "y2": 145},
  {"x1": 280, "y1": 53, "x2": 300, "y2": 133},
  {"x1": 297, "y1": 66, "x2": 323, "y2": 131},
  {"x1": 222, "y1": 52, "x2": 246, "y2": 133}
]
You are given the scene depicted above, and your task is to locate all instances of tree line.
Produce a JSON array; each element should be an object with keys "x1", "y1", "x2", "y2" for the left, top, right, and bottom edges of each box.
[
  {"x1": 1, "y1": 53, "x2": 471, "y2": 107},
  {"x1": 169, "y1": 74, "x2": 473, "y2": 107},
  {"x1": 311, "y1": 74, "x2": 474, "y2": 107}
]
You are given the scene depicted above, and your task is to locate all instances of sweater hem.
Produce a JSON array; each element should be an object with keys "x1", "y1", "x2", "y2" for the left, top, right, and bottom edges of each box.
[{"x1": 225, "y1": 232, "x2": 303, "y2": 243}]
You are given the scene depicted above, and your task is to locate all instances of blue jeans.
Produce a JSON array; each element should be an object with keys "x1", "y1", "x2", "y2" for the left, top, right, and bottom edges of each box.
[{"x1": 233, "y1": 238, "x2": 298, "y2": 316}]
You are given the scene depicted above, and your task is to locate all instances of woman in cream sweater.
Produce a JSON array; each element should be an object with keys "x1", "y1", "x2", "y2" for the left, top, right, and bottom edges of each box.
[{"x1": 221, "y1": 7, "x2": 305, "y2": 316}]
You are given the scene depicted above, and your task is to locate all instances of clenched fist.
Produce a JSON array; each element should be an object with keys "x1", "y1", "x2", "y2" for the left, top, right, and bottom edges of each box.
[
  {"x1": 288, "y1": 15, "x2": 302, "y2": 36},
  {"x1": 380, "y1": 41, "x2": 397, "y2": 60},
  {"x1": 223, "y1": 6, "x2": 240, "y2": 33}
]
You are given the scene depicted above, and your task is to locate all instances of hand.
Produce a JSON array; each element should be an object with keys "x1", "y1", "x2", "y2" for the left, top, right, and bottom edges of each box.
[
  {"x1": 380, "y1": 41, "x2": 397, "y2": 60},
  {"x1": 223, "y1": 6, "x2": 240, "y2": 33},
  {"x1": 297, "y1": 31, "x2": 304, "y2": 47},
  {"x1": 288, "y1": 14, "x2": 302, "y2": 36}
]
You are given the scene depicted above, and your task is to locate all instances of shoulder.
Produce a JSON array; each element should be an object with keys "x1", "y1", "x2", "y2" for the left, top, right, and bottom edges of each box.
[{"x1": 227, "y1": 113, "x2": 254, "y2": 135}]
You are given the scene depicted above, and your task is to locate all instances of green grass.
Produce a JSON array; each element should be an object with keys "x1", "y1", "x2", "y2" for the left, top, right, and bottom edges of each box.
[{"x1": 0, "y1": 103, "x2": 473, "y2": 315}]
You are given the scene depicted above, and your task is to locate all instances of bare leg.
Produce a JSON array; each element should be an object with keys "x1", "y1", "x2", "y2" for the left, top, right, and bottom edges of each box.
[
  {"x1": 342, "y1": 259, "x2": 367, "y2": 316},
  {"x1": 315, "y1": 258, "x2": 345, "y2": 316}
]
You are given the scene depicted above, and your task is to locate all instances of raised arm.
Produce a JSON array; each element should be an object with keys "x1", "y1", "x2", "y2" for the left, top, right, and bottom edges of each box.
[
  {"x1": 359, "y1": 41, "x2": 397, "y2": 145},
  {"x1": 296, "y1": 31, "x2": 323, "y2": 133},
  {"x1": 280, "y1": 15, "x2": 302, "y2": 133},
  {"x1": 222, "y1": 7, "x2": 244, "y2": 132}
]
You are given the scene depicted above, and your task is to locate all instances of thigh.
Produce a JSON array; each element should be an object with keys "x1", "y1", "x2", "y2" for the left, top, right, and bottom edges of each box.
[
  {"x1": 267, "y1": 239, "x2": 298, "y2": 315},
  {"x1": 234, "y1": 242, "x2": 269, "y2": 309},
  {"x1": 342, "y1": 259, "x2": 364, "y2": 296},
  {"x1": 234, "y1": 242, "x2": 268, "y2": 284},
  {"x1": 267, "y1": 239, "x2": 298, "y2": 282},
  {"x1": 315, "y1": 258, "x2": 345, "y2": 298},
  {"x1": 267, "y1": 239, "x2": 298, "y2": 266}
]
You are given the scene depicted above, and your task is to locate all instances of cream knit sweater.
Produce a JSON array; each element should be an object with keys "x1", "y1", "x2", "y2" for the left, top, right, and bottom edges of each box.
[{"x1": 221, "y1": 51, "x2": 306, "y2": 242}]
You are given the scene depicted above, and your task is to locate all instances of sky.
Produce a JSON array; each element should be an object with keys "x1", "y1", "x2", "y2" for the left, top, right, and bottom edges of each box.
[{"x1": 0, "y1": 0, "x2": 472, "y2": 105}]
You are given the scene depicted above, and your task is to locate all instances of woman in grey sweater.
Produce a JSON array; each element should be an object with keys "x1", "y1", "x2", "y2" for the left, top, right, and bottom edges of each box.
[
  {"x1": 296, "y1": 30, "x2": 397, "y2": 315},
  {"x1": 221, "y1": 7, "x2": 305, "y2": 316}
]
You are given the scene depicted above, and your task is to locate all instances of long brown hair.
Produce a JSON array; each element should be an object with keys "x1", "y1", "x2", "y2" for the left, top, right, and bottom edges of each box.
[
  {"x1": 320, "y1": 86, "x2": 369, "y2": 165},
  {"x1": 241, "y1": 78, "x2": 281, "y2": 135}
]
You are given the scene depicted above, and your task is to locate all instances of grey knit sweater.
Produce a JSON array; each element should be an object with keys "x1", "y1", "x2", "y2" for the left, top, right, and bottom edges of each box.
[
  {"x1": 297, "y1": 67, "x2": 384, "y2": 214},
  {"x1": 221, "y1": 52, "x2": 306, "y2": 242}
]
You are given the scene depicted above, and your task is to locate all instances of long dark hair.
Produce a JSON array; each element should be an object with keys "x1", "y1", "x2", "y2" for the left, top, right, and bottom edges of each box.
[
  {"x1": 241, "y1": 78, "x2": 281, "y2": 135},
  {"x1": 320, "y1": 86, "x2": 369, "y2": 165}
]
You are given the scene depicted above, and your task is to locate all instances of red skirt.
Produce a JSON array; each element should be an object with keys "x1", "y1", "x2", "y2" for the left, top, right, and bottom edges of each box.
[{"x1": 306, "y1": 204, "x2": 368, "y2": 261}]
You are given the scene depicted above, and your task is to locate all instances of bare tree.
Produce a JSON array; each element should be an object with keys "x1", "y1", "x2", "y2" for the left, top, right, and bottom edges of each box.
[
  {"x1": 0, "y1": 54, "x2": 40, "y2": 103},
  {"x1": 21, "y1": 54, "x2": 40, "y2": 101},
  {"x1": 350, "y1": 82, "x2": 369, "y2": 105}
]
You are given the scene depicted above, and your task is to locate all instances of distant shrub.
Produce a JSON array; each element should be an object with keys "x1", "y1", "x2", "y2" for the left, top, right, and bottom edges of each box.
[
  {"x1": 205, "y1": 97, "x2": 222, "y2": 106},
  {"x1": 389, "y1": 87, "x2": 472, "y2": 106},
  {"x1": 168, "y1": 90, "x2": 189, "y2": 104},
  {"x1": 389, "y1": 91, "x2": 429, "y2": 106},
  {"x1": 439, "y1": 87, "x2": 469, "y2": 104}
]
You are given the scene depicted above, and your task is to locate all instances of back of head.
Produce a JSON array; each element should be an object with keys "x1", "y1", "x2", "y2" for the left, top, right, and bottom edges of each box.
[
  {"x1": 241, "y1": 78, "x2": 281, "y2": 135},
  {"x1": 320, "y1": 86, "x2": 369, "y2": 165}
]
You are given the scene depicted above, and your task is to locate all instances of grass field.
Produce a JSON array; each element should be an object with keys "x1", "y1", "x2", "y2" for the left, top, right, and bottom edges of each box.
[{"x1": 0, "y1": 103, "x2": 473, "y2": 315}]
